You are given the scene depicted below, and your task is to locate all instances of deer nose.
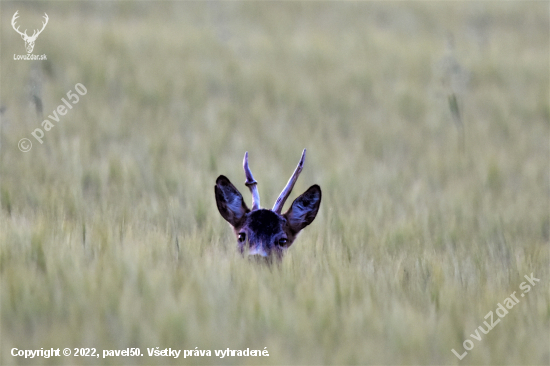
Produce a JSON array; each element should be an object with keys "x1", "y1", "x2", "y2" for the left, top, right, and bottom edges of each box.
[{"x1": 247, "y1": 245, "x2": 268, "y2": 257}]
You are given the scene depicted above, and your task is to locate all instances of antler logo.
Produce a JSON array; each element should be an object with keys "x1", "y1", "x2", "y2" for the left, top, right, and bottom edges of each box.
[{"x1": 11, "y1": 11, "x2": 49, "y2": 54}]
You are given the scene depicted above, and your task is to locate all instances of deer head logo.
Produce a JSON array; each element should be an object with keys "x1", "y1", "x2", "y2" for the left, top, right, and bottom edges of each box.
[
  {"x1": 215, "y1": 149, "x2": 321, "y2": 260},
  {"x1": 11, "y1": 11, "x2": 49, "y2": 54}
]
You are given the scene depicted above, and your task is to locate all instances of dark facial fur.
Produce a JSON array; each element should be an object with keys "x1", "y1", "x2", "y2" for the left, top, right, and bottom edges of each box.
[{"x1": 236, "y1": 209, "x2": 292, "y2": 259}]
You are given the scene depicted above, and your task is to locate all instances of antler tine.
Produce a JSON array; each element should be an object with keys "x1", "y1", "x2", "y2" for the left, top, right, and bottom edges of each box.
[
  {"x1": 11, "y1": 11, "x2": 27, "y2": 37},
  {"x1": 243, "y1": 151, "x2": 260, "y2": 211},
  {"x1": 272, "y1": 149, "x2": 306, "y2": 214},
  {"x1": 33, "y1": 13, "x2": 48, "y2": 38},
  {"x1": 11, "y1": 10, "x2": 19, "y2": 26}
]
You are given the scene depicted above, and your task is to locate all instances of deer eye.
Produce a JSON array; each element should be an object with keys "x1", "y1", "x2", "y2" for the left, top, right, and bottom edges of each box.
[
  {"x1": 238, "y1": 233, "x2": 246, "y2": 243},
  {"x1": 278, "y1": 238, "x2": 288, "y2": 247}
]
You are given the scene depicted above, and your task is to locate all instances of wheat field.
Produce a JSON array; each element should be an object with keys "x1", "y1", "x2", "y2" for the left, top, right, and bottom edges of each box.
[{"x1": 0, "y1": 1, "x2": 549, "y2": 365}]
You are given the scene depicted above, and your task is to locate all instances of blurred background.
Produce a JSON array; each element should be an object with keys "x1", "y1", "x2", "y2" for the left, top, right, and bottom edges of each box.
[{"x1": 1, "y1": 2, "x2": 548, "y2": 365}]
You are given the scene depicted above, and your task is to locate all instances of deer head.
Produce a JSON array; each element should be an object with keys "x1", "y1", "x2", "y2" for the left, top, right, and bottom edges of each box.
[
  {"x1": 12, "y1": 11, "x2": 49, "y2": 54},
  {"x1": 215, "y1": 149, "x2": 321, "y2": 260}
]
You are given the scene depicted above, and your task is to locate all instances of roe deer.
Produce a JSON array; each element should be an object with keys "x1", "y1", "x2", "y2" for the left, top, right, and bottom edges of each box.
[{"x1": 215, "y1": 149, "x2": 321, "y2": 260}]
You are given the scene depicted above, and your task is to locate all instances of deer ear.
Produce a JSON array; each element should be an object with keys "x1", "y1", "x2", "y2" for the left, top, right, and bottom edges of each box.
[
  {"x1": 284, "y1": 185, "x2": 321, "y2": 233},
  {"x1": 215, "y1": 175, "x2": 249, "y2": 227}
]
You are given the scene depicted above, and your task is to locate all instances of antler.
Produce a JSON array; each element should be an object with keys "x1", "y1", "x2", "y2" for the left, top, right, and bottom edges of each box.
[
  {"x1": 272, "y1": 149, "x2": 306, "y2": 214},
  {"x1": 243, "y1": 152, "x2": 260, "y2": 211},
  {"x1": 11, "y1": 11, "x2": 28, "y2": 37},
  {"x1": 30, "y1": 13, "x2": 48, "y2": 40},
  {"x1": 11, "y1": 12, "x2": 48, "y2": 40}
]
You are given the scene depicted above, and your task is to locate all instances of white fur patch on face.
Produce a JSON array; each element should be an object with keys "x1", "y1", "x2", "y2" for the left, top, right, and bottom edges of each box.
[{"x1": 248, "y1": 246, "x2": 268, "y2": 257}]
